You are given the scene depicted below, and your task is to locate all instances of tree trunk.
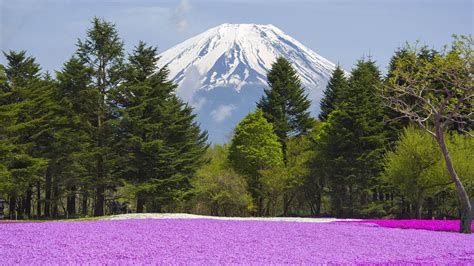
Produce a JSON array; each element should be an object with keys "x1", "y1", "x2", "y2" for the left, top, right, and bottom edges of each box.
[
  {"x1": 94, "y1": 185, "x2": 105, "y2": 216},
  {"x1": 44, "y1": 166, "x2": 52, "y2": 217},
  {"x1": 36, "y1": 181, "x2": 41, "y2": 218},
  {"x1": 67, "y1": 185, "x2": 76, "y2": 216},
  {"x1": 136, "y1": 196, "x2": 145, "y2": 213},
  {"x1": 9, "y1": 196, "x2": 16, "y2": 219},
  {"x1": 24, "y1": 187, "x2": 32, "y2": 218},
  {"x1": 414, "y1": 194, "x2": 424, "y2": 219},
  {"x1": 435, "y1": 125, "x2": 471, "y2": 233},
  {"x1": 94, "y1": 85, "x2": 106, "y2": 217},
  {"x1": 81, "y1": 191, "x2": 88, "y2": 216},
  {"x1": 52, "y1": 185, "x2": 59, "y2": 218}
]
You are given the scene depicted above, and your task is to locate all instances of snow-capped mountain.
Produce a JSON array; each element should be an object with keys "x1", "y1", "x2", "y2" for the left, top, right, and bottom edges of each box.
[
  {"x1": 159, "y1": 23, "x2": 336, "y2": 91},
  {"x1": 158, "y1": 23, "x2": 338, "y2": 143}
]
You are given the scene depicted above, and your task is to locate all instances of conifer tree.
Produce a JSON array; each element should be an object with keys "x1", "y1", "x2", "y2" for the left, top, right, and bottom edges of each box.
[
  {"x1": 112, "y1": 41, "x2": 208, "y2": 213},
  {"x1": 319, "y1": 65, "x2": 348, "y2": 121},
  {"x1": 257, "y1": 57, "x2": 314, "y2": 163},
  {"x1": 77, "y1": 17, "x2": 124, "y2": 216},
  {"x1": 54, "y1": 57, "x2": 96, "y2": 216},
  {"x1": 0, "y1": 51, "x2": 51, "y2": 218},
  {"x1": 317, "y1": 59, "x2": 386, "y2": 217}
]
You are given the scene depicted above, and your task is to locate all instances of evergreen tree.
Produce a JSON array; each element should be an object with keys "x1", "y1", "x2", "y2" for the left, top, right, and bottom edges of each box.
[
  {"x1": 316, "y1": 59, "x2": 386, "y2": 217},
  {"x1": 257, "y1": 57, "x2": 314, "y2": 163},
  {"x1": 112, "y1": 41, "x2": 208, "y2": 213},
  {"x1": 228, "y1": 109, "x2": 283, "y2": 215},
  {"x1": 54, "y1": 57, "x2": 96, "y2": 216},
  {"x1": 76, "y1": 17, "x2": 124, "y2": 216},
  {"x1": 0, "y1": 51, "x2": 51, "y2": 218},
  {"x1": 319, "y1": 65, "x2": 348, "y2": 121}
]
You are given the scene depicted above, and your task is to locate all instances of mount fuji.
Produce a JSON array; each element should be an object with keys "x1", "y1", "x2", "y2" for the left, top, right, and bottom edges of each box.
[{"x1": 158, "y1": 23, "x2": 338, "y2": 143}]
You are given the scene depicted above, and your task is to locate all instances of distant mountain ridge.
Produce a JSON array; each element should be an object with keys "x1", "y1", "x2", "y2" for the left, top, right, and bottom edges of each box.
[{"x1": 158, "y1": 23, "x2": 338, "y2": 143}]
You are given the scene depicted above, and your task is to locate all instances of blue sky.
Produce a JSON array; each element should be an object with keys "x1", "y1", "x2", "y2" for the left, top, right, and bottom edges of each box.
[{"x1": 1, "y1": 0, "x2": 472, "y2": 74}]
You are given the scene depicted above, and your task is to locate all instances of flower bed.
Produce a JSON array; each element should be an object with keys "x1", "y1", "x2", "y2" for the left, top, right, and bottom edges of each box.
[
  {"x1": 0, "y1": 219, "x2": 473, "y2": 264},
  {"x1": 345, "y1": 219, "x2": 474, "y2": 233}
]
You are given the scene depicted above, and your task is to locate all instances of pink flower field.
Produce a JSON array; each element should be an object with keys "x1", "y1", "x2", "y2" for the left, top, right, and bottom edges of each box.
[
  {"x1": 1, "y1": 219, "x2": 473, "y2": 264},
  {"x1": 349, "y1": 219, "x2": 474, "y2": 233}
]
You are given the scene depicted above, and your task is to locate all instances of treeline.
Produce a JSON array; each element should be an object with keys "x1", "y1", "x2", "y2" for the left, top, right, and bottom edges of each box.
[
  {"x1": 189, "y1": 38, "x2": 473, "y2": 233},
  {"x1": 0, "y1": 17, "x2": 472, "y2": 232},
  {"x1": 0, "y1": 18, "x2": 208, "y2": 219}
]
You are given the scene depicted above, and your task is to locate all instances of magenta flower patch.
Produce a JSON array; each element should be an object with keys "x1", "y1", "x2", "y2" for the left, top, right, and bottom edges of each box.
[
  {"x1": 346, "y1": 219, "x2": 474, "y2": 233},
  {"x1": 0, "y1": 219, "x2": 473, "y2": 264}
]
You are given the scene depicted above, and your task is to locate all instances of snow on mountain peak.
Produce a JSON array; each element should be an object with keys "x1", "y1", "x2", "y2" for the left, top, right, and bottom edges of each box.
[
  {"x1": 158, "y1": 23, "x2": 336, "y2": 92},
  {"x1": 158, "y1": 23, "x2": 338, "y2": 143}
]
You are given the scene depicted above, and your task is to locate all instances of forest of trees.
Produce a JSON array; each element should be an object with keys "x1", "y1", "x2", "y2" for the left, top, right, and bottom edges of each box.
[{"x1": 0, "y1": 18, "x2": 472, "y2": 231}]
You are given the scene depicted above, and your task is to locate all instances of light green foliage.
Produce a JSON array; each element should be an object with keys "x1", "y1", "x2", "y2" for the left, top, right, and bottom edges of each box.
[
  {"x1": 229, "y1": 109, "x2": 283, "y2": 177},
  {"x1": 383, "y1": 127, "x2": 446, "y2": 209},
  {"x1": 383, "y1": 126, "x2": 474, "y2": 217},
  {"x1": 260, "y1": 135, "x2": 313, "y2": 215},
  {"x1": 384, "y1": 36, "x2": 473, "y2": 232},
  {"x1": 228, "y1": 109, "x2": 283, "y2": 214},
  {"x1": 190, "y1": 145, "x2": 253, "y2": 216}
]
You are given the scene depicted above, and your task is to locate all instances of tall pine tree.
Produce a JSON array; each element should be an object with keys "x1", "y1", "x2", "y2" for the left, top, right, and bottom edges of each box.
[
  {"x1": 317, "y1": 59, "x2": 386, "y2": 217},
  {"x1": 54, "y1": 57, "x2": 96, "y2": 216},
  {"x1": 77, "y1": 17, "x2": 124, "y2": 216},
  {"x1": 318, "y1": 65, "x2": 348, "y2": 121},
  {"x1": 112, "y1": 41, "x2": 208, "y2": 212},
  {"x1": 0, "y1": 51, "x2": 51, "y2": 218},
  {"x1": 257, "y1": 57, "x2": 314, "y2": 162}
]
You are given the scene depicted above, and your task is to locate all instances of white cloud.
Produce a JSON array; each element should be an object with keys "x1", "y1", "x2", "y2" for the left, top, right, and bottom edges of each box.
[
  {"x1": 171, "y1": 0, "x2": 192, "y2": 32},
  {"x1": 176, "y1": 66, "x2": 207, "y2": 111},
  {"x1": 190, "y1": 97, "x2": 207, "y2": 111},
  {"x1": 210, "y1": 104, "x2": 236, "y2": 123}
]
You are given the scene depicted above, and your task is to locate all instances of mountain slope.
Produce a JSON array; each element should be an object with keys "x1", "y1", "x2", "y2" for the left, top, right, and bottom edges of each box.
[
  {"x1": 158, "y1": 23, "x2": 338, "y2": 143},
  {"x1": 159, "y1": 23, "x2": 336, "y2": 92}
]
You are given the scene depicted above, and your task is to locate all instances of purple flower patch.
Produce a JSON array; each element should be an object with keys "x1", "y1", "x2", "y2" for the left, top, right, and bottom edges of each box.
[
  {"x1": 0, "y1": 219, "x2": 473, "y2": 264},
  {"x1": 345, "y1": 219, "x2": 474, "y2": 233}
]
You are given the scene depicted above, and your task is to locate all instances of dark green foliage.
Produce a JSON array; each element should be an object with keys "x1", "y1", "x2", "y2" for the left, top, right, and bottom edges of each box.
[
  {"x1": 257, "y1": 57, "x2": 314, "y2": 163},
  {"x1": 76, "y1": 17, "x2": 125, "y2": 216},
  {"x1": 0, "y1": 51, "x2": 51, "y2": 218},
  {"x1": 111, "y1": 42, "x2": 208, "y2": 212},
  {"x1": 319, "y1": 65, "x2": 348, "y2": 121},
  {"x1": 54, "y1": 57, "x2": 96, "y2": 216},
  {"x1": 316, "y1": 59, "x2": 386, "y2": 217}
]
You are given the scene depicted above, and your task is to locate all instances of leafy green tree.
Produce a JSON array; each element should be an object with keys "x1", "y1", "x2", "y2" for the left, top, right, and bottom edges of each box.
[
  {"x1": 316, "y1": 59, "x2": 386, "y2": 217},
  {"x1": 111, "y1": 41, "x2": 208, "y2": 213},
  {"x1": 190, "y1": 145, "x2": 252, "y2": 216},
  {"x1": 76, "y1": 17, "x2": 125, "y2": 216},
  {"x1": 257, "y1": 57, "x2": 314, "y2": 162},
  {"x1": 228, "y1": 109, "x2": 283, "y2": 215},
  {"x1": 384, "y1": 126, "x2": 474, "y2": 219},
  {"x1": 260, "y1": 135, "x2": 313, "y2": 216},
  {"x1": 319, "y1": 65, "x2": 348, "y2": 121},
  {"x1": 382, "y1": 35, "x2": 473, "y2": 233},
  {"x1": 383, "y1": 126, "x2": 449, "y2": 218}
]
